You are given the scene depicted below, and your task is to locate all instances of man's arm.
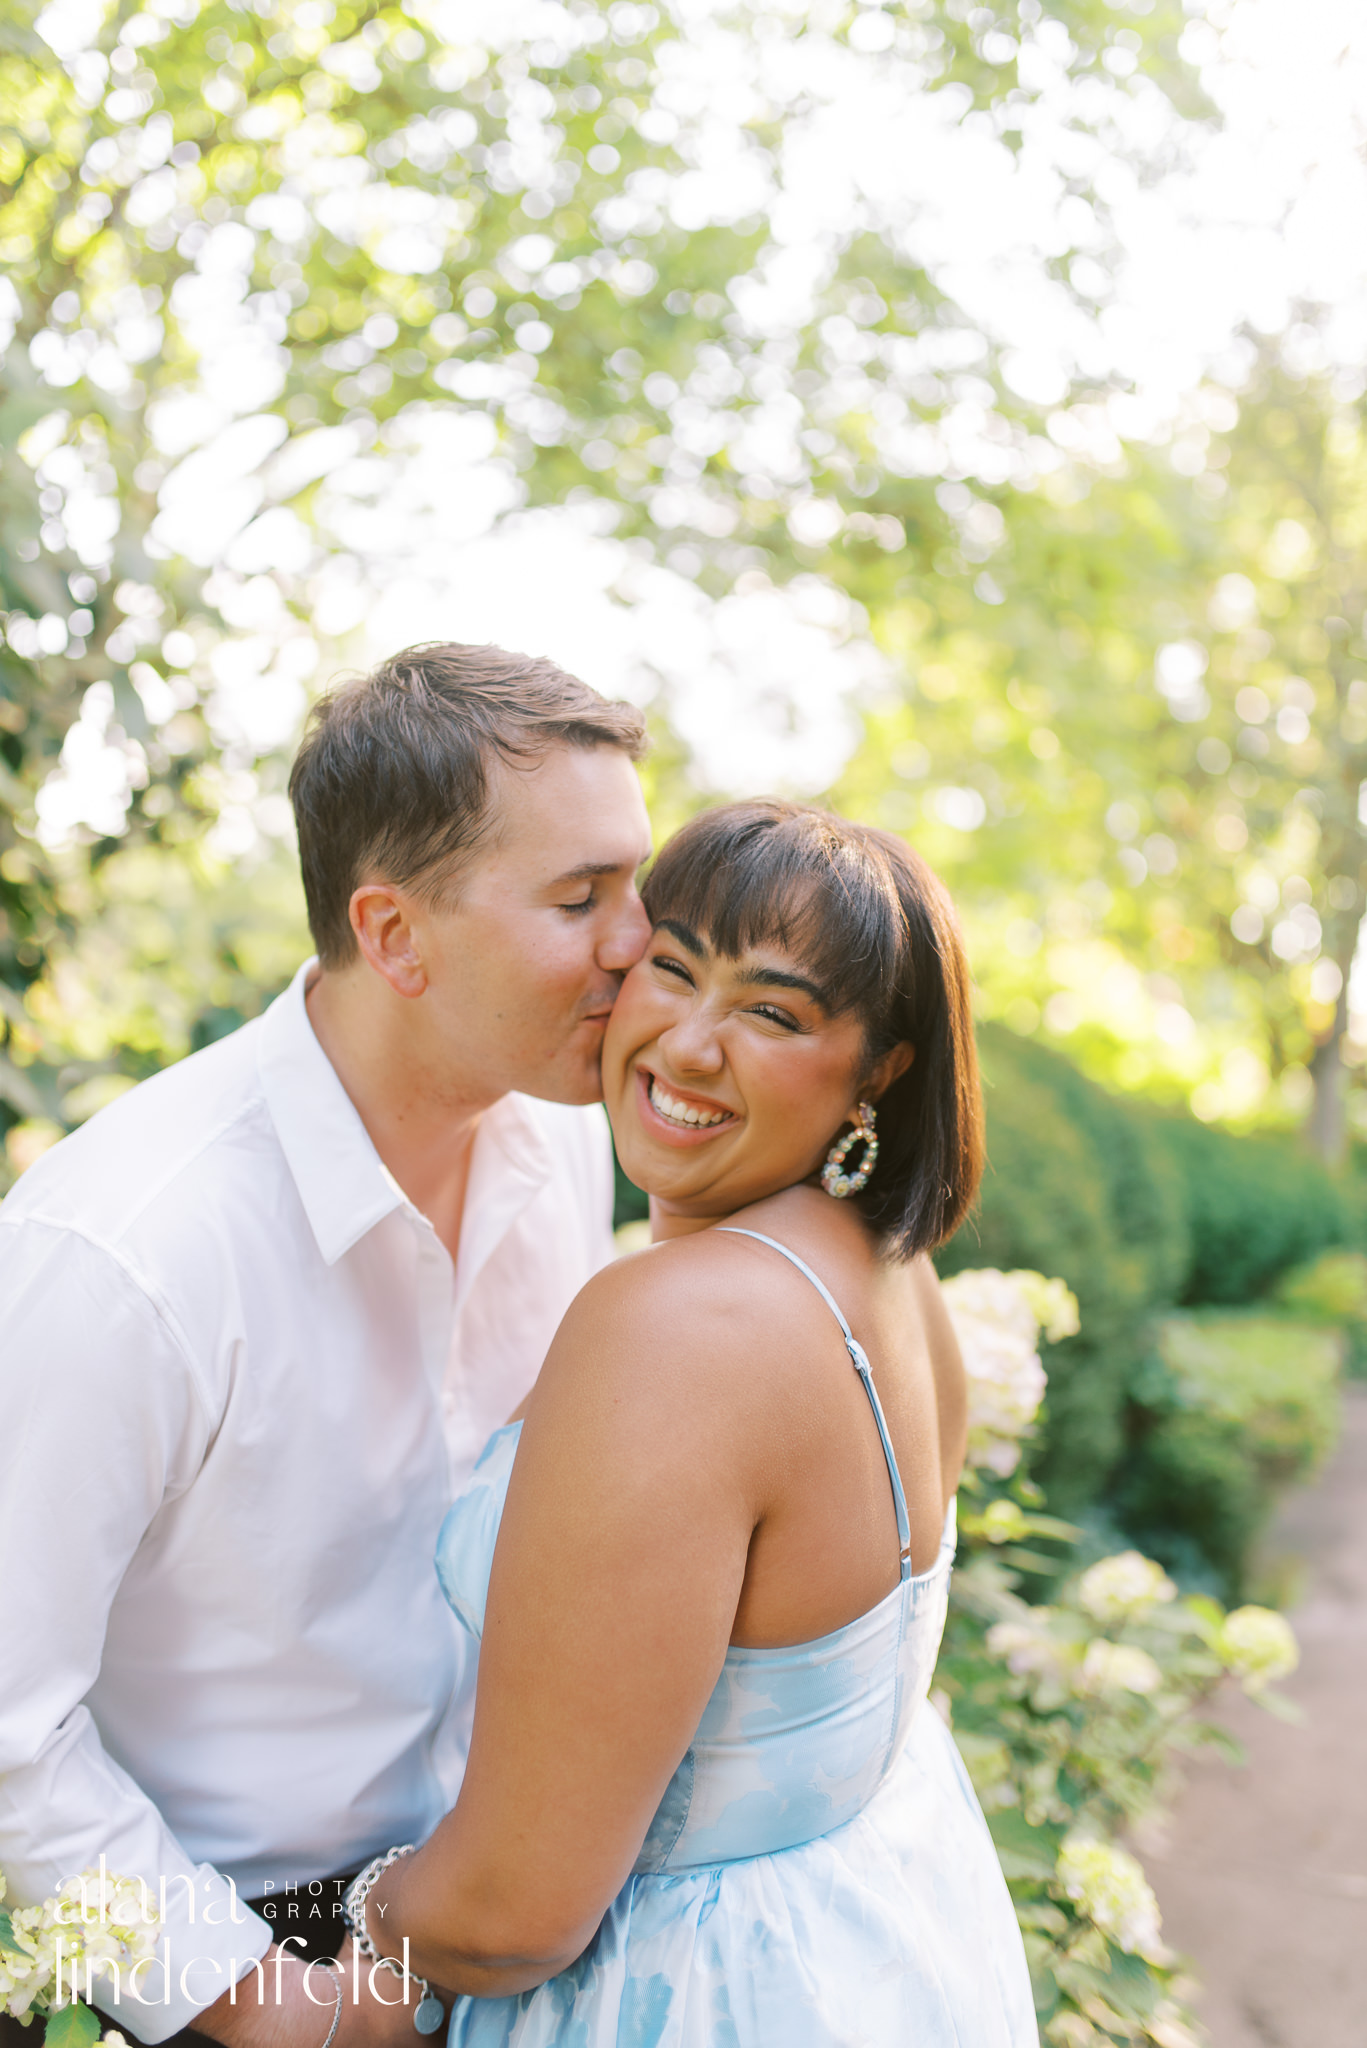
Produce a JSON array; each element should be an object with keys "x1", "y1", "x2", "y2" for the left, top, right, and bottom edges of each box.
[
  {"x1": 0, "y1": 1219, "x2": 271, "y2": 2041},
  {"x1": 193, "y1": 1938, "x2": 431, "y2": 2048}
]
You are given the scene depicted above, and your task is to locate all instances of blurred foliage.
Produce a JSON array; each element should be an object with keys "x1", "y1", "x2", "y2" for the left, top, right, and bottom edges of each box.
[
  {"x1": 936, "y1": 1024, "x2": 1354, "y2": 1587},
  {"x1": 1, "y1": 0, "x2": 1221, "y2": 1158},
  {"x1": 940, "y1": 1024, "x2": 1190, "y2": 1510},
  {"x1": 1154, "y1": 1110, "x2": 1355, "y2": 1305},
  {"x1": 3, "y1": 0, "x2": 1365, "y2": 1157},
  {"x1": 1273, "y1": 1246, "x2": 1367, "y2": 1376},
  {"x1": 1120, "y1": 1313, "x2": 1341, "y2": 1596},
  {"x1": 1156, "y1": 1312, "x2": 1341, "y2": 1473},
  {"x1": 944, "y1": 1469, "x2": 1298, "y2": 2047},
  {"x1": 829, "y1": 348, "x2": 1367, "y2": 1153}
]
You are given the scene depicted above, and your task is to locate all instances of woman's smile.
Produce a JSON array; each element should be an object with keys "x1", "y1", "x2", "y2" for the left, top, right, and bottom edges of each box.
[{"x1": 635, "y1": 1064, "x2": 742, "y2": 1144}]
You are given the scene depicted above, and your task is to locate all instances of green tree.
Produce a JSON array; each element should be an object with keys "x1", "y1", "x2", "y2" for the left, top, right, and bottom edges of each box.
[
  {"x1": 1175, "y1": 348, "x2": 1367, "y2": 1164},
  {"x1": 1, "y1": 0, "x2": 1204, "y2": 1167}
]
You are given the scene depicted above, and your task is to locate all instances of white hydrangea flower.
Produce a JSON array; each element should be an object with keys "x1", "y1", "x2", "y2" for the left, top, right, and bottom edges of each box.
[
  {"x1": 986, "y1": 1616, "x2": 1076, "y2": 1700},
  {"x1": 1076, "y1": 1551, "x2": 1177, "y2": 1627},
  {"x1": 1076, "y1": 1640, "x2": 1164, "y2": 1697},
  {"x1": 1011, "y1": 1271, "x2": 1081, "y2": 1345},
  {"x1": 940, "y1": 1268, "x2": 1056, "y2": 1475},
  {"x1": 1056, "y1": 1832, "x2": 1165, "y2": 1959},
  {"x1": 1219, "y1": 1606, "x2": 1299, "y2": 1692},
  {"x1": 1, "y1": 1870, "x2": 158, "y2": 2019},
  {"x1": 0, "y1": 1904, "x2": 52, "y2": 2022}
]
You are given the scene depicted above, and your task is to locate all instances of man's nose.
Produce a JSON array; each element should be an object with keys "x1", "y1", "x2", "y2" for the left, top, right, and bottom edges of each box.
[{"x1": 598, "y1": 890, "x2": 651, "y2": 974}]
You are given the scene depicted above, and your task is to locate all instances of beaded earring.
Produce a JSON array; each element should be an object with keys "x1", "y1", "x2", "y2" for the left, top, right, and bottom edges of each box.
[{"x1": 820, "y1": 1101, "x2": 879, "y2": 1198}]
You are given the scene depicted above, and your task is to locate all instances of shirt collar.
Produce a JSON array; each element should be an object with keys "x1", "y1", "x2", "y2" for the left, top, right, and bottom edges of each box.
[
  {"x1": 258, "y1": 961, "x2": 558, "y2": 1275},
  {"x1": 453, "y1": 1089, "x2": 554, "y2": 1315},
  {"x1": 257, "y1": 961, "x2": 409, "y2": 1265}
]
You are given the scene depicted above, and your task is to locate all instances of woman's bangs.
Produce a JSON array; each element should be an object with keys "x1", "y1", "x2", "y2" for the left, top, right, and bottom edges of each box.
[{"x1": 642, "y1": 811, "x2": 901, "y2": 1018}]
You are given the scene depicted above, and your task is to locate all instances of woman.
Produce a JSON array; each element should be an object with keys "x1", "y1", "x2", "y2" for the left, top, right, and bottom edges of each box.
[{"x1": 360, "y1": 800, "x2": 1037, "y2": 2046}]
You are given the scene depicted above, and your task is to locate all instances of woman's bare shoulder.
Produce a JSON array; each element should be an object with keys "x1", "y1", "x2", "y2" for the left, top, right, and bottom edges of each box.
[
  {"x1": 906, "y1": 1252, "x2": 961, "y2": 1337},
  {"x1": 541, "y1": 1228, "x2": 816, "y2": 1410}
]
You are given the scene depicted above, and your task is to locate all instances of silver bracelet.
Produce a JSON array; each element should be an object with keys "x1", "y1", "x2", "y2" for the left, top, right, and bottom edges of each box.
[
  {"x1": 314, "y1": 1959, "x2": 345, "y2": 2048},
  {"x1": 344, "y1": 1848, "x2": 444, "y2": 2034}
]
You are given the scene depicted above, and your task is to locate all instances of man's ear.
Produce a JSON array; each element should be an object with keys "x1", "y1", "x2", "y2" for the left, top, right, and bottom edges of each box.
[
  {"x1": 350, "y1": 882, "x2": 429, "y2": 999},
  {"x1": 868, "y1": 1041, "x2": 915, "y2": 1102}
]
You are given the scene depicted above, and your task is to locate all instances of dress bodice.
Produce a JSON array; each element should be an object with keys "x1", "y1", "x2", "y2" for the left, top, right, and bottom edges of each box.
[{"x1": 435, "y1": 1231, "x2": 957, "y2": 1874}]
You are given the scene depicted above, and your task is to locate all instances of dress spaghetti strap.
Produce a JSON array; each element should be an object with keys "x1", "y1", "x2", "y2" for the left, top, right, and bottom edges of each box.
[{"x1": 717, "y1": 1227, "x2": 915, "y2": 1581}]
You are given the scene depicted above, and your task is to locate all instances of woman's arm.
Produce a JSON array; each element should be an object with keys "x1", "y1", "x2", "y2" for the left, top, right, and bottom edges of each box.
[{"x1": 371, "y1": 1244, "x2": 770, "y2": 1997}]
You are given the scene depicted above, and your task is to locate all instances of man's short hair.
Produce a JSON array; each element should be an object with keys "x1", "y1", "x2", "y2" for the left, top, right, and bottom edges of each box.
[{"x1": 289, "y1": 641, "x2": 649, "y2": 969}]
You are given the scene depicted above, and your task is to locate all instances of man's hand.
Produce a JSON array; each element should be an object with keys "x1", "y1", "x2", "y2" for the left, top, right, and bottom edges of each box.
[{"x1": 192, "y1": 1938, "x2": 441, "y2": 2048}]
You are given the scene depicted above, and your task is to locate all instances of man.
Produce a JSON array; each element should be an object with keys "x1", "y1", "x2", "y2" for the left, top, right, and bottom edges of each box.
[{"x1": 0, "y1": 644, "x2": 653, "y2": 2047}]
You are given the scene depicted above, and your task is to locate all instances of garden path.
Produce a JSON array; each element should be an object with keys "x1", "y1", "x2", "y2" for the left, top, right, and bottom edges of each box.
[{"x1": 1143, "y1": 1384, "x2": 1367, "y2": 2048}]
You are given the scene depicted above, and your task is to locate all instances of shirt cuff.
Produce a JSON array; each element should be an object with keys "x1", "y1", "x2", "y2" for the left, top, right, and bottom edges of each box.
[{"x1": 92, "y1": 1864, "x2": 273, "y2": 2044}]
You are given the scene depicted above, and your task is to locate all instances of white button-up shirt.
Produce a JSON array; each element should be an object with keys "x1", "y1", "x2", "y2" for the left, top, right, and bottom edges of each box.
[{"x1": 0, "y1": 963, "x2": 615, "y2": 2038}]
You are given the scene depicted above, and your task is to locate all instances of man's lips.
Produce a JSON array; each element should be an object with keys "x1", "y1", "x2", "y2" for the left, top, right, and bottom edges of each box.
[{"x1": 634, "y1": 1065, "x2": 740, "y2": 1144}]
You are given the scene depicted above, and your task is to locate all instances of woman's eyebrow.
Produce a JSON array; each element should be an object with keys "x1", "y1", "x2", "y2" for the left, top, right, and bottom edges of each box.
[
  {"x1": 745, "y1": 963, "x2": 830, "y2": 1007},
  {"x1": 655, "y1": 916, "x2": 706, "y2": 957},
  {"x1": 654, "y1": 919, "x2": 831, "y2": 1008}
]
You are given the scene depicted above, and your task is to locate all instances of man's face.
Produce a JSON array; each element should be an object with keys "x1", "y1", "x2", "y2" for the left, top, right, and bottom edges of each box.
[{"x1": 410, "y1": 743, "x2": 653, "y2": 1106}]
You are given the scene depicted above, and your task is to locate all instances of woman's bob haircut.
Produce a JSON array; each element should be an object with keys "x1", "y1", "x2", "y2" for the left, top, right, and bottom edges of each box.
[{"x1": 641, "y1": 799, "x2": 984, "y2": 1260}]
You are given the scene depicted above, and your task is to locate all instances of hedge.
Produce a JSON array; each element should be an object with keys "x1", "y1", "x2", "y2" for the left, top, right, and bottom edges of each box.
[{"x1": 936, "y1": 1024, "x2": 1361, "y2": 1587}]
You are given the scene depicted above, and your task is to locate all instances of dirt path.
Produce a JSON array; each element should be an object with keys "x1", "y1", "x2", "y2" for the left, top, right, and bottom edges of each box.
[{"x1": 1142, "y1": 1384, "x2": 1367, "y2": 2047}]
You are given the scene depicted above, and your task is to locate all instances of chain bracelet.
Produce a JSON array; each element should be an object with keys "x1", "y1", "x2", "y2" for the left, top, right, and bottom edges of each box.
[
  {"x1": 343, "y1": 1846, "x2": 444, "y2": 2035},
  {"x1": 344, "y1": 1845, "x2": 417, "y2": 1961},
  {"x1": 313, "y1": 1958, "x2": 345, "y2": 2048}
]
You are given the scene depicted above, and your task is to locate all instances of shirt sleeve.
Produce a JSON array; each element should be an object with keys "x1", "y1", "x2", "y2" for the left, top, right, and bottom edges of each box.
[{"x1": 0, "y1": 1218, "x2": 272, "y2": 2041}]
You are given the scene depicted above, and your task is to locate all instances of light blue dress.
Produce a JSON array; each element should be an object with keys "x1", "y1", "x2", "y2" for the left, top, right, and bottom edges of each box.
[{"x1": 435, "y1": 1230, "x2": 1038, "y2": 2047}]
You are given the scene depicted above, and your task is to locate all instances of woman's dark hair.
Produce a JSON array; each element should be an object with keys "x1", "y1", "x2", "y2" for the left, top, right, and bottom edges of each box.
[{"x1": 641, "y1": 799, "x2": 983, "y2": 1259}]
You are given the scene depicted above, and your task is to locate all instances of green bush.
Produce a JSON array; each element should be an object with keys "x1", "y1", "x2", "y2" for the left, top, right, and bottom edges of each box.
[
  {"x1": 1151, "y1": 1117, "x2": 1349, "y2": 1306},
  {"x1": 939, "y1": 1027, "x2": 1189, "y2": 1514},
  {"x1": 1118, "y1": 1407, "x2": 1267, "y2": 1596},
  {"x1": 1119, "y1": 1314, "x2": 1342, "y2": 1596},
  {"x1": 1273, "y1": 1249, "x2": 1367, "y2": 1377},
  {"x1": 936, "y1": 1025, "x2": 1357, "y2": 1575}
]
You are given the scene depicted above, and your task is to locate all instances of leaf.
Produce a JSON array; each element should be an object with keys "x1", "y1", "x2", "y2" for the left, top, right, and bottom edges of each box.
[
  {"x1": 1015, "y1": 1900, "x2": 1070, "y2": 1936},
  {"x1": 1101, "y1": 1943, "x2": 1168, "y2": 2020},
  {"x1": 987, "y1": 1808, "x2": 1063, "y2": 1881},
  {"x1": 1021, "y1": 1514, "x2": 1084, "y2": 1542},
  {"x1": 0, "y1": 1910, "x2": 21, "y2": 1953},
  {"x1": 43, "y1": 2004, "x2": 101, "y2": 2048},
  {"x1": 996, "y1": 1545, "x2": 1066, "y2": 1576}
]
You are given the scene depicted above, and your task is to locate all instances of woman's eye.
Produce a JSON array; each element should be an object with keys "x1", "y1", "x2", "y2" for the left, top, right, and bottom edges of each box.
[
  {"x1": 751, "y1": 1004, "x2": 800, "y2": 1031},
  {"x1": 651, "y1": 954, "x2": 694, "y2": 983}
]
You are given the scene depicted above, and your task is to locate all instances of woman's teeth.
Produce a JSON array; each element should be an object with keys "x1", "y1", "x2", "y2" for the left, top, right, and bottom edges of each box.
[{"x1": 649, "y1": 1078, "x2": 731, "y2": 1128}]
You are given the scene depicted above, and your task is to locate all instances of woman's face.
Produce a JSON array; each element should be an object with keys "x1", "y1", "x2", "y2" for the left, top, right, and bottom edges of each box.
[{"x1": 602, "y1": 913, "x2": 876, "y2": 1229}]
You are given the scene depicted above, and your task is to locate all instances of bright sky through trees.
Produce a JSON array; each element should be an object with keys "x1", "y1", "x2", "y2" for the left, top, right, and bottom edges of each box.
[
  {"x1": 41, "y1": 0, "x2": 1360, "y2": 797},
  {"x1": 5, "y1": 0, "x2": 1367, "y2": 1175}
]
